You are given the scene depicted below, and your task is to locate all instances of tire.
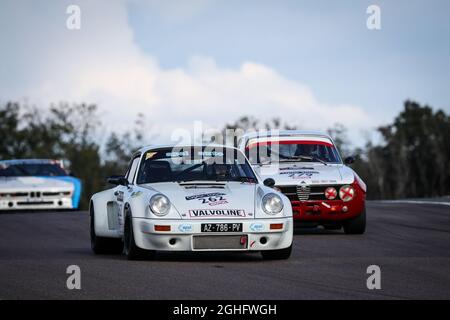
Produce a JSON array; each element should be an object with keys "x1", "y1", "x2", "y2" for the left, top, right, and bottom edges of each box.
[
  {"x1": 123, "y1": 209, "x2": 155, "y2": 260},
  {"x1": 343, "y1": 207, "x2": 366, "y2": 234},
  {"x1": 261, "y1": 244, "x2": 292, "y2": 260},
  {"x1": 90, "y1": 204, "x2": 123, "y2": 254}
]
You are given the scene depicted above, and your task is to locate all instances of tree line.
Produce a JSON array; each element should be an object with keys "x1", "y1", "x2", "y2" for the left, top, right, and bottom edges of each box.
[
  {"x1": 0, "y1": 100, "x2": 449, "y2": 208},
  {"x1": 0, "y1": 102, "x2": 144, "y2": 209}
]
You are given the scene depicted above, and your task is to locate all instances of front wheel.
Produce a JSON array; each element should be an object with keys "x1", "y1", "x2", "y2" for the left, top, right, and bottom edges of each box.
[
  {"x1": 343, "y1": 207, "x2": 366, "y2": 234},
  {"x1": 261, "y1": 245, "x2": 292, "y2": 260},
  {"x1": 123, "y1": 212, "x2": 155, "y2": 260}
]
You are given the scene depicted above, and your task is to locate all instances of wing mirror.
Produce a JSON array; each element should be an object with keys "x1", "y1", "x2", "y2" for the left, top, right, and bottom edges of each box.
[
  {"x1": 344, "y1": 156, "x2": 356, "y2": 165},
  {"x1": 107, "y1": 175, "x2": 129, "y2": 186},
  {"x1": 263, "y1": 178, "x2": 275, "y2": 187}
]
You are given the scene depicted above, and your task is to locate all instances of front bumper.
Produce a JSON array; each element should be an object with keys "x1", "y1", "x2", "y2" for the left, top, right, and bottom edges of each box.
[
  {"x1": 0, "y1": 197, "x2": 74, "y2": 210},
  {"x1": 291, "y1": 199, "x2": 364, "y2": 221},
  {"x1": 132, "y1": 218, "x2": 293, "y2": 251},
  {"x1": 281, "y1": 181, "x2": 366, "y2": 223}
]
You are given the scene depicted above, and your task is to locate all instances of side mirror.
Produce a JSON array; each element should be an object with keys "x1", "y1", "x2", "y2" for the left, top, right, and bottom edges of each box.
[
  {"x1": 263, "y1": 178, "x2": 275, "y2": 187},
  {"x1": 107, "y1": 175, "x2": 129, "y2": 186},
  {"x1": 344, "y1": 156, "x2": 356, "y2": 165}
]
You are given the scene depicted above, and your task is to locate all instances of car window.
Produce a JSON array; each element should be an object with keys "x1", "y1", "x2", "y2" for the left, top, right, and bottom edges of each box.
[
  {"x1": 246, "y1": 140, "x2": 342, "y2": 164},
  {"x1": 137, "y1": 147, "x2": 258, "y2": 184},
  {"x1": 0, "y1": 163, "x2": 68, "y2": 177},
  {"x1": 126, "y1": 156, "x2": 140, "y2": 184}
]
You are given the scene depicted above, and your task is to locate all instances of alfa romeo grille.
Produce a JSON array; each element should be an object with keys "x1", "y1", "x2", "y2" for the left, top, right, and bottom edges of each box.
[
  {"x1": 278, "y1": 185, "x2": 345, "y2": 201},
  {"x1": 296, "y1": 185, "x2": 311, "y2": 201}
]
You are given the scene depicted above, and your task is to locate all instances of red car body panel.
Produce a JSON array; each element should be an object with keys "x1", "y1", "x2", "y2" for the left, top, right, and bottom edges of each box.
[{"x1": 290, "y1": 180, "x2": 366, "y2": 222}]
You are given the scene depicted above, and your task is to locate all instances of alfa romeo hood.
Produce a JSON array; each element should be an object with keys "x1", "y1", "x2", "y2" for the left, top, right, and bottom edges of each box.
[
  {"x1": 254, "y1": 163, "x2": 354, "y2": 186},
  {"x1": 0, "y1": 176, "x2": 74, "y2": 192},
  {"x1": 148, "y1": 181, "x2": 257, "y2": 219}
]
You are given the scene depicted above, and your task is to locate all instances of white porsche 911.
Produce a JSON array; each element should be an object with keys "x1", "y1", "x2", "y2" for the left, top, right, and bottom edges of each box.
[{"x1": 90, "y1": 144, "x2": 293, "y2": 260}]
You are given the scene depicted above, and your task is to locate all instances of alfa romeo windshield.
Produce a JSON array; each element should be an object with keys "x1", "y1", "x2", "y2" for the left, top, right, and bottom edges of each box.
[
  {"x1": 246, "y1": 141, "x2": 342, "y2": 165},
  {"x1": 137, "y1": 147, "x2": 258, "y2": 184}
]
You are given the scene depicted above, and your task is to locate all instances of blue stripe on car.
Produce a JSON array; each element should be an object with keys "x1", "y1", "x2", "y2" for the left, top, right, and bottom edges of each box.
[{"x1": 40, "y1": 176, "x2": 82, "y2": 209}]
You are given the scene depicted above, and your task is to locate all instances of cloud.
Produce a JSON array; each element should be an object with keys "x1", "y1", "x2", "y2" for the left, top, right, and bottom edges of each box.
[{"x1": 0, "y1": 0, "x2": 371, "y2": 144}]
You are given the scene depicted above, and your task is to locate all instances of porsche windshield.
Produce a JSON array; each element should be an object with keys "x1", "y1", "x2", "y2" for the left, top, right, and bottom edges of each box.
[
  {"x1": 137, "y1": 147, "x2": 257, "y2": 184},
  {"x1": 246, "y1": 140, "x2": 342, "y2": 164},
  {"x1": 0, "y1": 162, "x2": 68, "y2": 177}
]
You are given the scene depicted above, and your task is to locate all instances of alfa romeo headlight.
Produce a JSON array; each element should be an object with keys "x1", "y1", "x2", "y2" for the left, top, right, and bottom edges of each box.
[
  {"x1": 262, "y1": 193, "x2": 284, "y2": 215},
  {"x1": 149, "y1": 194, "x2": 171, "y2": 216}
]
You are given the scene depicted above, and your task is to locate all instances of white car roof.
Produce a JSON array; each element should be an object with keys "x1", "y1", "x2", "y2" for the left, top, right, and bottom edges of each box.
[
  {"x1": 0, "y1": 159, "x2": 60, "y2": 164},
  {"x1": 135, "y1": 144, "x2": 242, "y2": 155},
  {"x1": 241, "y1": 130, "x2": 333, "y2": 140}
]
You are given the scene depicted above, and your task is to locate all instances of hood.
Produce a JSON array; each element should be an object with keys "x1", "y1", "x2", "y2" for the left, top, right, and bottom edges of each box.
[
  {"x1": 0, "y1": 176, "x2": 75, "y2": 192},
  {"x1": 146, "y1": 181, "x2": 257, "y2": 219},
  {"x1": 254, "y1": 163, "x2": 355, "y2": 186}
]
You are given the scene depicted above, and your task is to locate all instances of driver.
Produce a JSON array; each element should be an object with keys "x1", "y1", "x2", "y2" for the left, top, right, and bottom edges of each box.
[
  {"x1": 213, "y1": 164, "x2": 230, "y2": 179},
  {"x1": 295, "y1": 144, "x2": 314, "y2": 157}
]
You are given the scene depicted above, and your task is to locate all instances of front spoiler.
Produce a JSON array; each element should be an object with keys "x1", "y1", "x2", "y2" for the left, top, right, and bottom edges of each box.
[
  {"x1": 291, "y1": 199, "x2": 364, "y2": 221},
  {"x1": 0, "y1": 197, "x2": 74, "y2": 210},
  {"x1": 289, "y1": 182, "x2": 366, "y2": 222},
  {"x1": 132, "y1": 217, "x2": 293, "y2": 251}
]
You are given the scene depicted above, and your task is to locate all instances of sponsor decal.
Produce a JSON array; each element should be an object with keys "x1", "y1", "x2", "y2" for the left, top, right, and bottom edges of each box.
[
  {"x1": 185, "y1": 192, "x2": 228, "y2": 206},
  {"x1": 116, "y1": 191, "x2": 124, "y2": 202},
  {"x1": 280, "y1": 170, "x2": 319, "y2": 179},
  {"x1": 131, "y1": 191, "x2": 143, "y2": 198},
  {"x1": 145, "y1": 152, "x2": 157, "y2": 160},
  {"x1": 178, "y1": 224, "x2": 193, "y2": 232},
  {"x1": 197, "y1": 151, "x2": 224, "y2": 157},
  {"x1": 166, "y1": 151, "x2": 189, "y2": 157},
  {"x1": 250, "y1": 223, "x2": 264, "y2": 232},
  {"x1": 189, "y1": 209, "x2": 245, "y2": 218},
  {"x1": 279, "y1": 167, "x2": 314, "y2": 171},
  {"x1": 321, "y1": 202, "x2": 331, "y2": 209}
]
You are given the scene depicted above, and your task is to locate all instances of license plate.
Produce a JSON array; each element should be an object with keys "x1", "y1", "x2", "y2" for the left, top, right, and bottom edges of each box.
[{"x1": 201, "y1": 223, "x2": 242, "y2": 233}]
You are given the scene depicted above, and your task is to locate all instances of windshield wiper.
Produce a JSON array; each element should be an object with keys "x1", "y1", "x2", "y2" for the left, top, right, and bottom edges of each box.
[
  {"x1": 234, "y1": 177, "x2": 258, "y2": 183},
  {"x1": 257, "y1": 159, "x2": 272, "y2": 166},
  {"x1": 280, "y1": 156, "x2": 328, "y2": 166},
  {"x1": 213, "y1": 177, "x2": 258, "y2": 183}
]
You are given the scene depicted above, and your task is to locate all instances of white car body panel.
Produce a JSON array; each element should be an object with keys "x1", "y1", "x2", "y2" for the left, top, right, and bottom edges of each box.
[{"x1": 253, "y1": 163, "x2": 356, "y2": 186}]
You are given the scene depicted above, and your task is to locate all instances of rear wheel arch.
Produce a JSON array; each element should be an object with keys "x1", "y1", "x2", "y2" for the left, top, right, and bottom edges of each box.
[{"x1": 90, "y1": 200, "x2": 123, "y2": 254}]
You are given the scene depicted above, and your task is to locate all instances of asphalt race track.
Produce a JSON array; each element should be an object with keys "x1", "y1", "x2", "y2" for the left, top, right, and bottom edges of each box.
[{"x1": 1, "y1": 201, "x2": 450, "y2": 299}]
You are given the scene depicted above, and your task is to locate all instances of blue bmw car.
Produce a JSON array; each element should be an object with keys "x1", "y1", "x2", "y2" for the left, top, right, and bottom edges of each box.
[{"x1": 0, "y1": 159, "x2": 82, "y2": 210}]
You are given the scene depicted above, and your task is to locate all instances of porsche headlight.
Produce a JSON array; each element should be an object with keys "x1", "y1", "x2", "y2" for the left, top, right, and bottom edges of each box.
[
  {"x1": 149, "y1": 194, "x2": 171, "y2": 216},
  {"x1": 262, "y1": 193, "x2": 284, "y2": 215}
]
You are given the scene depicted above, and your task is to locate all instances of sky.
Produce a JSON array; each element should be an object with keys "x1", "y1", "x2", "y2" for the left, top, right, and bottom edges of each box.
[{"x1": 0, "y1": 0, "x2": 449, "y2": 147}]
